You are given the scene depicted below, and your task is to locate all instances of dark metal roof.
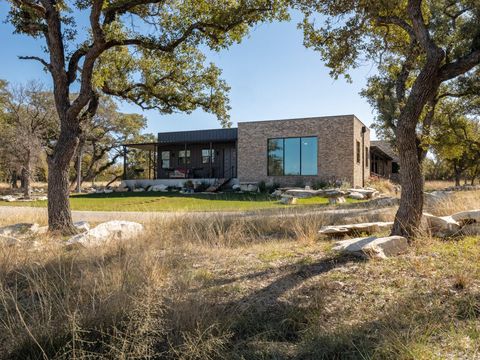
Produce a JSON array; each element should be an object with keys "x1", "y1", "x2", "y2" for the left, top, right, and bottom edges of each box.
[
  {"x1": 157, "y1": 128, "x2": 237, "y2": 144},
  {"x1": 371, "y1": 140, "x2": 399, "y2": 162}
]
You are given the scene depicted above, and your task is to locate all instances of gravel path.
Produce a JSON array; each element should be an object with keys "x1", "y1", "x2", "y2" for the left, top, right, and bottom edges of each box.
[{"x1": 0, "y1": 205, "x2": 396, "y2": 224}]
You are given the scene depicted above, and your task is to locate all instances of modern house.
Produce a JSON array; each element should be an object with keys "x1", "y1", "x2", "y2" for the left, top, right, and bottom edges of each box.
[{"x1": 123, "y1": 115, "x2": 374, "y2": 189}]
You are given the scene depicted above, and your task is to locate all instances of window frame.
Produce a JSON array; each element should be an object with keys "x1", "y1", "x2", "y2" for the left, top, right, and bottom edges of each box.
[
  {"x1": 178, "y1": 149, "x2": 191, "y2": 165},
  {"x1": 201, "y1": 149, "x2": 215, "y2": 164},
  {"x1": 267, "y1": 136, "x2": 318, "y2": 176},
  {"x1": 161, "y1": 151, "x2": 170, "y2": 169}
]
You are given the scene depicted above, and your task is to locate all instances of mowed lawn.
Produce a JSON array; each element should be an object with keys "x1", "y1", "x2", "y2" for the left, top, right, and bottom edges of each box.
[{"x1": 0, "y1": 191, "x2": 362, "y2": 212}]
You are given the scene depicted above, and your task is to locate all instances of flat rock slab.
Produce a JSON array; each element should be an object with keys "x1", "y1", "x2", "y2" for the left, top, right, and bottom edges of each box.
[
  {"x1": 284, "y1": 189, "x2": 323, "y2": 198},
  {"x1": 319, "y1": 221, "x2": 394, "y2": 236},
  {"x1": 332, "y1": 235, "x2": 408, "y2": 259}
]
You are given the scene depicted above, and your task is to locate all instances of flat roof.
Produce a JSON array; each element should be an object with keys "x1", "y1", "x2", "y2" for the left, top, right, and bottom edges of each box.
[{"x1": 237, "y1": 114, "x2": 369, "y2": 128}]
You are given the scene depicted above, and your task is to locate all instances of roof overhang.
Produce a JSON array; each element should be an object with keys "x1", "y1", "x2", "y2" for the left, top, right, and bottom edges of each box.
[{"x1": 123, "y1": 142, "x2": 158, "y2": 151}]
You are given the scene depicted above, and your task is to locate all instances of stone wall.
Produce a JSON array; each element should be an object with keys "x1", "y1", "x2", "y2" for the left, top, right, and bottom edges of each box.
[{"x1": 237, "y1": 115, "x2": 370, "y2": 187}]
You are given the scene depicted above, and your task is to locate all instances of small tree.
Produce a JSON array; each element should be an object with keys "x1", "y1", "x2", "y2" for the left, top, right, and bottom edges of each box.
[
  {"x1": 0, "y1": 81, "x2": 56, "y2": 198},
  {"x1": 295, "y1": 0, "x2": 480, "y2": 237},
  {"x1": 432, "y1": 100, "x2": 480, "y2": 186},
  {"x1": 6, "y1": 0, "x2": 288, "y2": 234}
]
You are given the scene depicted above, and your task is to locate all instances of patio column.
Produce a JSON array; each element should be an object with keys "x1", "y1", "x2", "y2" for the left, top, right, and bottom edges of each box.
[
  {"x1": 209, "y1": 141, "x2": 213, "y2": 178},
  {"x1": 184, "y1": 142, "x2": 187, "y2": 178},
  {"x1": 123, "y1": 146, "x2": 128, "y2": 180},
  {"x1": 148, "y1": 150, "x2": 152, "y2": 179}
]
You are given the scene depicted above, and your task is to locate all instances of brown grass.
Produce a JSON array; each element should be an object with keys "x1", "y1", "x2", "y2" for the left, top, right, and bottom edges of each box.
[{"x1": 0, "y1": 193, "x2": 479, "y2": 359}]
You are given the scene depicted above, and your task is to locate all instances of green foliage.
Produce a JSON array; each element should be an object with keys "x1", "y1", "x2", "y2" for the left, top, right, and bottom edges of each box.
[{"x1": 294, "y1": 0, "x2": 480, "y2": 148}]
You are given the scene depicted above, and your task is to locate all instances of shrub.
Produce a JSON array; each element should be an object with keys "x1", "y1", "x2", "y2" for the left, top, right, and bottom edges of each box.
[
  {"x1": 184, "y1": 180, "x2": 194, "y2": 189},
  {"x1": 195, "y1": 182, "x2": 210, "y2": 192},
  {"x1": 258, "y1": 180, "x2": 267, "y2": 193}
]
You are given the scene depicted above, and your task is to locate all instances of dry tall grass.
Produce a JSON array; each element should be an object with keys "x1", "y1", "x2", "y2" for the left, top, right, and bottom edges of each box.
[{"x1": 1, "y1": 192, "x2": 479, "y2": 359}]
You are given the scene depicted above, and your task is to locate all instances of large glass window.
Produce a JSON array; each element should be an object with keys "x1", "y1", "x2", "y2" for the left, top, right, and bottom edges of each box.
[
  {"x1": 202, "y1": 149, "x2": 215, "y2": 164},
  {"x1": 161, "y1": 151, "x2": 170, "y2": 169},
  {"x1": 178, "y1": 150, "x2": 191, "y2": 165},
  {"x1": 284, "y1": 138, "x2": 301, "y2": 175},
  {"x1": 267, "y1": 139, "x2": 284, "y2": 176},
  {"x1": 301, "y1": 137, "x2": 318, "y2": 175},
  {"x1": 267, "y1": 137, "x2": 317, "y2": 176}
]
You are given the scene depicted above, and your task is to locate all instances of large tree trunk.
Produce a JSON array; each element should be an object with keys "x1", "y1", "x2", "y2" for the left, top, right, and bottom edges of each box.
[
  {"x1": 47, "y1": 122, "x2": 81, "y2": 234},
  {"x1": 391, "y1": 57, "x2": 443, "y2": 238},
  {"x1": 391, "y1": 121, "x2": 425, "y2": 238}
]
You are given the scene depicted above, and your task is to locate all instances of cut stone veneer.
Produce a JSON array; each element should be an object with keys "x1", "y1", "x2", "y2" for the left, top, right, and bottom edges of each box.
[{"x1": 237, "y1": 115, "x2": 370, "y2": 188}]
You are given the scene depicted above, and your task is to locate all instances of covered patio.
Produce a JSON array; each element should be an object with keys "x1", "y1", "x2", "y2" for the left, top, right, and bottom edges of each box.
[{"x1": 122, "y1": 128, "x2": 238, "y2": 186}]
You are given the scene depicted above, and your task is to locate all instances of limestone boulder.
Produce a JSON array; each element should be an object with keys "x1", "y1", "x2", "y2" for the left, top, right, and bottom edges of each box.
[
  {"x1": 328, "y1": 196, "x2": 346, "y2": 205},
  {"x1": 133, "y1": 188, "x2": 145, "y2": 192},
  {"x1": 422, "y1": 213, "x2": 461, "y2": 236},
  {"x1": 347, "y1": 188, "x2": 378, "y2": 199},
  {"x1": 319, "y1": 221, "x2": 393, "y2": 237},
  {"x1": 332, "y1": 235, "x2": 408, "y2": 259},
  {"x1": 0, "y1": 195, "x2": 17, "y2": 202},
  {"x1": 66, "y1": 220, "x2": 144, "y2": 248},
  {"x1": 451, "y1": 210, "x2": 480, "y2": 224},
  {"x1": 348, "y1": 192, "x2": 365, "y2": 200},
  {"x1": 280, "y1": 196, "x2": 297, "y2": 205},
  {"x1": 151, "y1": 184, "x2": 168, "y2": 192}
]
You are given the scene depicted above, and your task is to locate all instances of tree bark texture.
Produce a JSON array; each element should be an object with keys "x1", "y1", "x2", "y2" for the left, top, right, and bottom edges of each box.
[{"x1": 47, "y1": 121, "x2": 80, "y2": 234}]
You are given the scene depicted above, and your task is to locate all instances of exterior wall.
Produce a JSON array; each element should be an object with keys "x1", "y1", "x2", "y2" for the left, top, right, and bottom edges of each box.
[
  {"x1": 237, "y1": 115, "x2": 370, "y2": 187},
  {"x1": 352, "y1": 116, "x2": 371, "y2": 187}
]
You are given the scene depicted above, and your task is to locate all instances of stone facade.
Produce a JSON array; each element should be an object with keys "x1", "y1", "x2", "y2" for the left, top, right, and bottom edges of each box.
[{"x1": 237, "y1": 115, "x2": 370, "y2": 188}]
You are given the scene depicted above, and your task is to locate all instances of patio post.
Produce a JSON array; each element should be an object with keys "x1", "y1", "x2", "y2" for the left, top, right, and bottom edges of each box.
[
  {"x1": 184, "y1": 142, "x2": 187, "y2": 178},
  {"x1": 209, "y1": 141, "x2": 213, "y2": 178},
  {"x1": 123, "y1": 146, "x2": 128, "y2": 180},
  {"x1": 148, "y1": 150, "x2": 152, "y2": 179}
]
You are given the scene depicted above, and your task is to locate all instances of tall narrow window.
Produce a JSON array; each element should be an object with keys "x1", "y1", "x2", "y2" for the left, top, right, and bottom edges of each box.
[
  {"x1": 161, "y1": 151, "x2": 170, "y2": 169},
  {"x1": 178, "y1": 150, "x2": 191, "y2": 165},
  {"x1": 365, "y1": 147, "x2": 369, "y2": 167},
  {"x1": 284, "y1": 138, "x2": 301, "y2": 175},
  {"x1": 356, "y1": 141, "x2": 361, "y2": 163},
  {"x1": 202, "y1": 149, "x2": 215, "y2": 164},
  {"x1": 267, "y1": 137, "x2": 318, "y2": 176},
  {"x1": 267, "y1": 139, "x2": 284, "y2": 176},
  {"x1": 301, "y1": 137, "x2": 318, "y2": 175}
]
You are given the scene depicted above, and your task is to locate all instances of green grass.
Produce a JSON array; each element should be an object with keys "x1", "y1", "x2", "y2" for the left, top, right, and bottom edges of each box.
[{"x1": 0, "y1": 192, "x2": 361, "y2": 212}]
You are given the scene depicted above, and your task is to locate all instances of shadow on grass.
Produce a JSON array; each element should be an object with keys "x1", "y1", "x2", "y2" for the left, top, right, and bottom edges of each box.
[{"x1": 166, "y1": 254, "x2": 479, "y2": 360}]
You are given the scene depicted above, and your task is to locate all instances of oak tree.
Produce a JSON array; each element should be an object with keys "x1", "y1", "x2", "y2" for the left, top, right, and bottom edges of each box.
[
  {"x1": 6, "y1": 0, "x2": 288, "y2": 234},
  {"x1": 295, "y1": 0, "x2": 480, "y2": 237}
]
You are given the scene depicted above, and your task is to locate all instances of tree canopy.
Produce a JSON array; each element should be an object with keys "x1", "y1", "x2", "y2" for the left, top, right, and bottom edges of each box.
[
  {"x1": 294, "y1": 0, "x2": 480, "y2": 237},
  {"x1": 6, "y1": 0, "x2": 289, "y2": 233}
]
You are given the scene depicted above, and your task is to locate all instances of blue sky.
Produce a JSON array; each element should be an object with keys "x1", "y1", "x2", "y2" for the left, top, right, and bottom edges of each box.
[{"x1": 0, "y1": 6, "x2": 378, "y2": 138}]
